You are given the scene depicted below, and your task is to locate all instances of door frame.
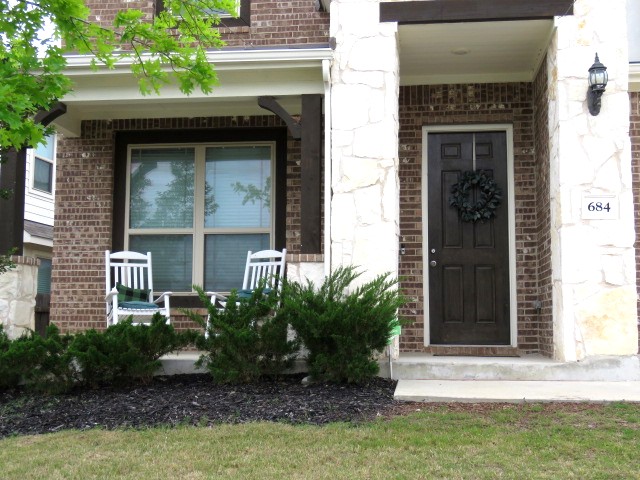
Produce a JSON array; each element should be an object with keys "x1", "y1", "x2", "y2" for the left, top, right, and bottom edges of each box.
[{"x1": 422, "y1": 124, "x2": 517, "y2": 347}]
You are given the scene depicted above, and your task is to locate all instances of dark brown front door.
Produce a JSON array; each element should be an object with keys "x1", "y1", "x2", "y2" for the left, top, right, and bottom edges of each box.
[{"x1": 427, "y1": 131, "x2": 510, "y2": 345}]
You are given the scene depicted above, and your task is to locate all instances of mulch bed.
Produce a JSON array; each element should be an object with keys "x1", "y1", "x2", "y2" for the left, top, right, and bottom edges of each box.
[
  {"x1": 0, "y1": 373, "x2": 402, "y2": 438},
  {"x1": 0, "y1": 373, "x2": 617, "y2": 439}
]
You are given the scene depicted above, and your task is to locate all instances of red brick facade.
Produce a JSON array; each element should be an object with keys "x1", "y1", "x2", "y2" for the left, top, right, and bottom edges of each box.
[
  {"x1": 398, "y1": 81, "x2": 552, "y2": 355},
  {"x1": 52, "y1": 116, "x2": 304, "y2": 332},
  {"x1": 49, "y1": 0, "x2": 636, "y2": 354},
  {"x1": 50, "y1": 0, "x2": 328, "y2": 332},
  {"x1": 631, "y1": 91, "x2": 640, "y2": 351},
  {"x1": 83, "y1": 0, "x2": 329, "y2": 47},
  {"x1": 533, "y1": 59, "x2": 554, "y2": 357}
]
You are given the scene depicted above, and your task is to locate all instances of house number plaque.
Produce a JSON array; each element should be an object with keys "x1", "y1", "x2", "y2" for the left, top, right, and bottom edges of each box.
[{"x1": 581, "y1": 194, "x2": 619, "y2": 220}]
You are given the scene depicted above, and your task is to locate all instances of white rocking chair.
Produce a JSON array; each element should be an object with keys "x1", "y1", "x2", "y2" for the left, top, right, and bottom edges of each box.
[
  {"x1": 207, "y1": 249, "x2": 287, "y2": 307},
  {"x1": 105, "y1": 250, "x2": 172, "y2": 326},
  {"x1": 204, "y1": 249, "x2": 286, "y2": 335}
]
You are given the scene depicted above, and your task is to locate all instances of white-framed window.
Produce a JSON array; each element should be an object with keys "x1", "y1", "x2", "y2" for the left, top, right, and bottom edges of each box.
[
  {"x1": 125, "y1": 142, "x2": 274, "y2": 293},
  {"x1": 31, "y1": 135, "x2": 56, "y2": 195},
  {"x1": 155, "y1": 0, "x2": 250, "y2": 26}
]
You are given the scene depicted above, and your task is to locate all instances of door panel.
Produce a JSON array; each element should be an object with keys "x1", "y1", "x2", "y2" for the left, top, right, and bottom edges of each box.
[{"x1": 427, "y1": 131, "x2": 510, "y2": 345}]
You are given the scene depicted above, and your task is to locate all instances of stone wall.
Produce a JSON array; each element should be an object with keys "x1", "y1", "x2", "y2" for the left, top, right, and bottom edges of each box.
[
  {"x1": 329, "y1": 0, "x2": 400, "y2": 285},
  {"x1": 549, "y1": 0, "x2": 638, "y2": 360},
  {"x1": 0, "y1": 256, "x2": 38, "y2": 339}
]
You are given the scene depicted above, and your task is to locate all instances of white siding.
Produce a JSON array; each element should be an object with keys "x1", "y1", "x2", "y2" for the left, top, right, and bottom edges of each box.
[{"x1": 24, "y1": 136, "x2": 56, "y2": 227}]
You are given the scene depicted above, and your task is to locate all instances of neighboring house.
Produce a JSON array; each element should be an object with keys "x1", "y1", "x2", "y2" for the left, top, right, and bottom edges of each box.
[
  {"x1": 24, "y1": 135, "x2": 57, "y2": 335},
  {"x1": 41, "y1": 0, "x2": 639, "y2": 379},
  {"x1": 24, "y1": 135, "x2": 56, "y2": 297},
  {"x1": 0, "y1": 134, "x2": 56, "y2": 338}
]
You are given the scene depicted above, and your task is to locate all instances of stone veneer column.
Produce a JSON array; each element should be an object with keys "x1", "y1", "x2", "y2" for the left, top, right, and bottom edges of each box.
[
  {"x1": 329, "y1": 0, "x2": 400, "y2": 284},
  {"x1": 0, "y1": 256, "x2": 38, "y2": 339},
  {"x1": 550, "y1": 0, "x2": 638, "y2": 361}
]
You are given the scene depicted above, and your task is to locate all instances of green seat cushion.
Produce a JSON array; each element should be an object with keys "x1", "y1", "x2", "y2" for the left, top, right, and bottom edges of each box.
[
  {"x1": 119, "y1": 300, "x2": 158, "y2": 310},
  {"x1": 116, "y1": 283, "x2": 151, "y2": 303},
  {"x1": 236, "y1": 288, "x2": 272, "y2": 299}
]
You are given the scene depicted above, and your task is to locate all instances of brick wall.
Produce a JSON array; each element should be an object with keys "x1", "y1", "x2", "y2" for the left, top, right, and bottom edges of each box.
[
  {"x1": 83, "y1": 0, "x2": 329, "y2": 47},
  {"x1": 398, "y1": 83, "x2": 542, "y2": 354},
  {"x1": 631, "y1": 91, "x2": 640, "y2": 352},
  {"x1": 533, "y1": 59, "x2": 554, "y2": 357},
  {"x1": 53, "y1": 128, "x2": 114, "y2": 332},
  {"x1": 52, "y1": 116, "x2": 303, "y2": 332}
]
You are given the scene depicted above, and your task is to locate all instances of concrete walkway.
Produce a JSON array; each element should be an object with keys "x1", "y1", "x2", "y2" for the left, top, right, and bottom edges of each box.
[{"x1": 395, "y1": 380, "x2": 640, "y2": 403}]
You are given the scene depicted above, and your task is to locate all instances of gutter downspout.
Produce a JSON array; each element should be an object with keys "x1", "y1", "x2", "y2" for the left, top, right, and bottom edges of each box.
[{"x1": 322, "y1": 59, "x2": 332, "y2": 277}]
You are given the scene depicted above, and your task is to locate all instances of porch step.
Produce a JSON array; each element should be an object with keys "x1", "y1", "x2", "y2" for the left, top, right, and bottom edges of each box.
[
  {"x1": 391, "y1": 353, "x2": 640, "y2": 382},
  {"x1": 157, "y1": 351, "x2": 308, "y2": 376},
  {"x1": 158, "y1": 351, "x2": 206, "y2": 376},
  {"x1": 394, "y1": 380, "x2": 640, "y2": 403}
]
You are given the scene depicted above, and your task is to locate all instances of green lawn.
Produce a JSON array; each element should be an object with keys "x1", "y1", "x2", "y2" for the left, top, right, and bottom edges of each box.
[{"x1": 1, "y1": 403, "x2": 638, "y2": 480}]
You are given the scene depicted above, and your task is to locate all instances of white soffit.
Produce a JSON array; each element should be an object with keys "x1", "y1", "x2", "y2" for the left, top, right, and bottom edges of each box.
[
  {"x1": 56, "y1": 48, "x2": 333, "y2": 137},
  {"x1": 398, "y1": 20, "x2": 555, "y2": 85}
]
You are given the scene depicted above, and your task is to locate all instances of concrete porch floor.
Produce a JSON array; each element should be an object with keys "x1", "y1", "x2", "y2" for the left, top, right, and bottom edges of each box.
[
  {"x1": 391, "y1": 353, "x2": 640, "y2": 403},
  {"x1": 159, "y1": 351, "x2": 640, "y2": 403},
  {"x1": 395, "y1": 379, "x2": 640, "y2": 403}
]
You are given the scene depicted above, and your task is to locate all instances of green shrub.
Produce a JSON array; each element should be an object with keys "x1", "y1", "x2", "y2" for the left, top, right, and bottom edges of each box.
[
  {"x1": 69, "y1": 313, "x2": 195, "y2": 387},
  {"x1": 0, "y1": 248, "x2": 16, "y2": 275},
  {"x1": 0, "y1": 324, "x2": 20, "y2": 390},
  {"x1": 189, "y1": 285, "x2": 299, "y2": 384},
  {"x1": 0, "y1": 324, "x2": 76, "y2": 394},
  {"x1": 278, "y1": 266, "x2": 406, "y2": 384}
]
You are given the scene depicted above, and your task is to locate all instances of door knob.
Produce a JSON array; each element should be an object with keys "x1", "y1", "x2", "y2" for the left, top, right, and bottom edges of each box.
[{"x1": 430, "y1": 260, "x2": 437, "y2": 267}]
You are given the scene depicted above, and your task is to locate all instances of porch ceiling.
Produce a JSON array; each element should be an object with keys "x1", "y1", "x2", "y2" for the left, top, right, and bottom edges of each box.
[
  {"x1": 398, "y1": 20, "x2": 555, "y2": 85},
  {"x1": 55, "y1": 47, "x2": 332, "y2": 137}
]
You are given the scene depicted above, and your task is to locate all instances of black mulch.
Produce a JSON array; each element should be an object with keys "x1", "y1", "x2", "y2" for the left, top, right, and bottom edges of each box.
[{"x1": 0, "y1": 374, "x2": 402, "y2": 438}]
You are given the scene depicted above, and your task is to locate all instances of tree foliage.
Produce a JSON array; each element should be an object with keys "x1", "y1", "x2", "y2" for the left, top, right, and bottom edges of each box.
[{"x1": 0, "y1": 0, "x2": 237, "y2": 150}]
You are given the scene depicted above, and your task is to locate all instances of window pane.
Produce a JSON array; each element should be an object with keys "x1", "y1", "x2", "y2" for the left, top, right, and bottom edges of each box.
[
  {"x1": 205, "y1": 146, "x2": 271, "y2": 228},
  {"x1": 37, "y1": 258, "x2": 52, "y2": 294},
  {"x1": 35, "y1": 136, "x2": 55, "y2": 160},
  {"x1": 129, "y1": 235, "x2": 193, "y2": 292},
  {"x1": 34, "y1": 158, "x2": 53, "y2": 193},
  {"x1": 204, "y1": 234, "x2": 270, "y2": 291},
  {"x1": 176, "y1": 4, "x2": 237, "y2": 17},
  {"x1": 130, "y1": 148, "x2": 195, "y2": 229}
]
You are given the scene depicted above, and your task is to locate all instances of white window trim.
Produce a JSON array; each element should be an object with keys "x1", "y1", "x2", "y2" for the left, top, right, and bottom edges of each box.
[{"x1": 124, "y1": 141, "x2": 276, "y2": 293}]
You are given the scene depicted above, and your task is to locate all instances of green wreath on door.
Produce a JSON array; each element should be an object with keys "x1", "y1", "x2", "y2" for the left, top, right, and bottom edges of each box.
[{"x1": 449, "y1": 170, "x2": 502, "y2": 222}]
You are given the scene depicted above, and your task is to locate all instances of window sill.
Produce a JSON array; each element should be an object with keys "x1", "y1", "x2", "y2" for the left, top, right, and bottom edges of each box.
[{"x1": 287, "y1": 253, "x2": 324, "y2": 263}]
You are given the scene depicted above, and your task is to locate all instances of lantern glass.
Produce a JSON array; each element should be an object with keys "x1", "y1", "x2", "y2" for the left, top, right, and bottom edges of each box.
[
  {"x1": 590, "y1": 69, "x2": 607, "y2": 88},
  {"x1": 588, "y1": 54, "x2": 608, "y2": 89}
]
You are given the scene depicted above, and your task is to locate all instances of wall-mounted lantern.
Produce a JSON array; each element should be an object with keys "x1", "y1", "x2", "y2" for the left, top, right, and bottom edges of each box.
[{"x1": 587, "y1": 53, "x2": 608, "y2": 116}]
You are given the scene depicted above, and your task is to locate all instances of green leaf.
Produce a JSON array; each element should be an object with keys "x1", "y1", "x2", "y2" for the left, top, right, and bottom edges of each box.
[{"x1": 0, "y1": 0, "x2": 228, "y2": 150}]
